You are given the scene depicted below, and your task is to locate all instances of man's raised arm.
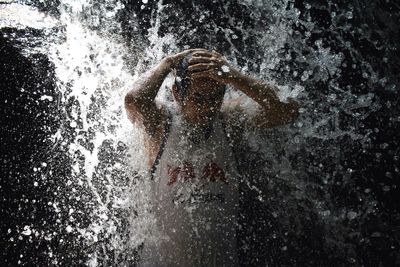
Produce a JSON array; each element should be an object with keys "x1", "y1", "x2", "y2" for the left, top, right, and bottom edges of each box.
[
  {"x1": 225, "y1": 70, "x2": 300, "y2": 128},
  {"x1": 188, "y1": 50, "x2": 300, "y2": 128},
  {"x1": 124, "y1": 57, "x2": 171, "y2": 135},
  {"x1": 125, "y1": 49, "x2": 206, "y2": 135}
]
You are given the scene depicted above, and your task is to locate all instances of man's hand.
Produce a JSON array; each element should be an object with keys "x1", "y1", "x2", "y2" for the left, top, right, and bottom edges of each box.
[
  {"x1": 166, "y1": 48, "x2": 208, "y2": 70},
  {"x1": 187, "y1": 50, "x2": 240, "y2": 85}
]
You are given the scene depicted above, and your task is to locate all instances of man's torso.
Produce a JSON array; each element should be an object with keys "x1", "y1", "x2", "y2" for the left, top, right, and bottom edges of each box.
[{"x1": 141, "y1": 110, "x2": 240, "y2": 267}]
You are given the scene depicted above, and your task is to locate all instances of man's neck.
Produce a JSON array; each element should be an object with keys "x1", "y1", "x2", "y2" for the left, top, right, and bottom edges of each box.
[{"x1": 181, "y1": 114, "x2": 218, "y2": 144}]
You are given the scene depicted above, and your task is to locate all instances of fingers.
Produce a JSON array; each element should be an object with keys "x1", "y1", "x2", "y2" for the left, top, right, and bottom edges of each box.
[
  {"x1": 190, "y1": 68, "x2": 229, "y2": 85},
  {"x1": 192, "y1": 49, "x2": 223, "y2": 57},
  {"x1": 190, "y1": 69, "x2": 214, "y2": 79},
  {"x1": 211, "y1": 50, "x2": 223, "y2": 57},
  {"x1": 191, "y1": 51, "x2": 213, "y2": 57},
  {"x1": 185, "y1": 48, "x2": 208, "y2": 54},
  {"x1": 189, "y1": 56, "x2": 214, "y2": 64},
  {"x1": 175, "y1": 48, "x2": 222, "y2": 59},
  {"x1": 174, "y1": 49, "x2": 223, "y2": 64},
  {"x1": 189, "y1": 55, "x2": 226, "y2": 65},
  {"x1": 169, "y1": 49, "x2": 226, "y2": 72},
  {"x1": 188, "y1": 63, "x2": 217, "y2": 72},
  {"x1": 183, "y1": 48, "x2": 208, "y2": 54},
  {"x1": 175, "y1": 48, "x2": 207, "y2": 59}
]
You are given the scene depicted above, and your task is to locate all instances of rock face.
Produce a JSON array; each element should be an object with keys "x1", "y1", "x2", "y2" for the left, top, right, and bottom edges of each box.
[{"x1": 1, "y1": 1, "x2": 400, "y2": 266}]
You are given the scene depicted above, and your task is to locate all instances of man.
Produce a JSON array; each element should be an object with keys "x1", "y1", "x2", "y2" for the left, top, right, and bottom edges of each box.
[{"x1": 125, "y1": 48, "x2": 299, "y2": 266}]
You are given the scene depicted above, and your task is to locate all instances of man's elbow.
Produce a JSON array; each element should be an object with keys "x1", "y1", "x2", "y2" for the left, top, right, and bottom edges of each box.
[
  {"x1": 124, "y1": 93, "x2": 142, "y2": 124},
  {"x1": 124, "y1": 92, "x2": 145, "y2": 110},
  {"x1": 279, "y1": 100, "x2": 300, "y2": 125},
  {"x1": 259, "y1": 101, "x2": 300, "y2": 128},
  {"x1": 124, "y1": 93, "x2": 135, "y2": 110},
  {"x1": 287, "y1": 102, "x2": 300, "y2": 122}
]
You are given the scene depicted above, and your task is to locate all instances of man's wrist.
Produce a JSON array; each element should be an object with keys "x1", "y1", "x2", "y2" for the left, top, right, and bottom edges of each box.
[
  {"x1": 159, "y1": 56, "x2": 173, "y2": 75},
  {"x1": 162, "y1": 56, "x2": 173, "y2": 69},
  {"x1": 226, "y1": 68, "x2": 247, "y2": 86}
]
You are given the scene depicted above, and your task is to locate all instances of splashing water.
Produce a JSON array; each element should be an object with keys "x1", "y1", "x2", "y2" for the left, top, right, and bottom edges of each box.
[{"x1": 1, "y1": 0, "x2": 399, "y2": 266}]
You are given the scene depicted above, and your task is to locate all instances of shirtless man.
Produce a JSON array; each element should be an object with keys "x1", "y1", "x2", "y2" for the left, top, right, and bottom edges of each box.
[{"x1": 125, "y1": 48, "x2": 299, "y2": 267}]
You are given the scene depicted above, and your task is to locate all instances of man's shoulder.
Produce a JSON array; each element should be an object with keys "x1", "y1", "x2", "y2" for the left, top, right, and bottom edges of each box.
[
  {"x1": 221, "y1": 96, "x2": 262, "y2": 129},
  {"x1": 220, "y1": 107, "x2": 247, "y2": 145}
]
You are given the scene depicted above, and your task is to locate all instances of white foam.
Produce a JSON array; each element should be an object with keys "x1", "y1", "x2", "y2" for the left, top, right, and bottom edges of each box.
[{"x1": 0, "y1": 3, "x2": 58, "y2": 29}]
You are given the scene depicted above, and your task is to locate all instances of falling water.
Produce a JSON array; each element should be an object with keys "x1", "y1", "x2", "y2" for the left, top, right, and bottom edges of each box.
[{"x1": 1, "y1": 0, "x2": 399, "y2": 266}]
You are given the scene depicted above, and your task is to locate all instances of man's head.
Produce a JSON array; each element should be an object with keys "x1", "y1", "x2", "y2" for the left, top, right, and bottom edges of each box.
[{"x1": 172, "y1": 52, "x2": 226, "y2": 124}]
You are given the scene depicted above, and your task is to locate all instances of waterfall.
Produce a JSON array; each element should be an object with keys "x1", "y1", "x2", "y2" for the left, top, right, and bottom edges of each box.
[{"x1": 1, "y1": 0, "x2": 399, "y2": 266}]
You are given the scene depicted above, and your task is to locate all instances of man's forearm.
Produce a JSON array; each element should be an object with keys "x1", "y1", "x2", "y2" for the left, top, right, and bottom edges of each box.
[
  {"x1": 127, "y1": 57, "x2": 172, "y2": 102},
  {"x1": 227, "y1": 69, "x2": 300, "y2": 126},
  {"x1": 227, "y1": 69, "x2": 284, "y2": 109}
]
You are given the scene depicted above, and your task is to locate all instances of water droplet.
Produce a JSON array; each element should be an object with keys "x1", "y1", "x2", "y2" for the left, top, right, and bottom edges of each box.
[
  {"x1": 347, "y1": 211, "x2": 357, "y2": 220},
  {"x1": 371, "y1": 232, "x2": 381, "y2": 237},
  {"x1": 382, "y1": 185, "x2": 390, "y2": 192},
  {"x1": 221, "y1": 65, "x2": 230, "y2": 72},
  {"x1": 346, "y1": 11, "x2": 353, "y2": 19},
  {"x1": 70, "y1": 121, "x2": 77, "y2": 128},
  {"x1": 66, "y1": 225, "x2": 73, "y2": 233},
  {"x1": 22, "y1": 226, "x2": 32, "y2": 236}
]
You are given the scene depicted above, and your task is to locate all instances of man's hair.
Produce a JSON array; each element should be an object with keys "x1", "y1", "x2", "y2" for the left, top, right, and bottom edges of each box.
[{"x1": 174, "y1": 53, "x2": 193, "y2": 101}]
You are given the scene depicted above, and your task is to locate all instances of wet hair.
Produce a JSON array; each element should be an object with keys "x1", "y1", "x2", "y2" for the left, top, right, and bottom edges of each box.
[{"x1": 174, "y1": 53, "x2": 193, "y2": 101}]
